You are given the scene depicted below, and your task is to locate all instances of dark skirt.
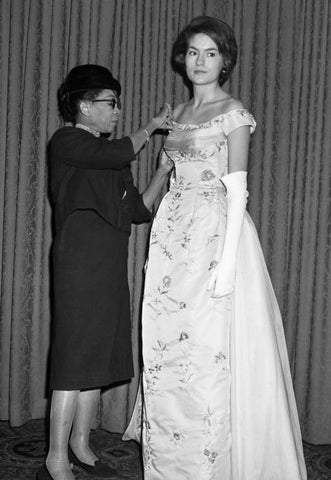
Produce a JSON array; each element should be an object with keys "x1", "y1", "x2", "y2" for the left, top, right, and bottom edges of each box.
[{"x1": 49, "y1": 209, "x2": 133, "y2": 390}]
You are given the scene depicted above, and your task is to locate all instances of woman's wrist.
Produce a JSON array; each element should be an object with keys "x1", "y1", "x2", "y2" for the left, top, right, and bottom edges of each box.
[
  {"x1": 144, "y1": 119, "x2": 158, "y2": 137},
  {"x1": 155, "y1": 165, "x2": 171, "y2": 178},
  {"x1": 129, "y1": 122, "x2": 154, "y2": 154},
  {"x1": 129, "y1": 113, "x2": 168, "y2": 155}
]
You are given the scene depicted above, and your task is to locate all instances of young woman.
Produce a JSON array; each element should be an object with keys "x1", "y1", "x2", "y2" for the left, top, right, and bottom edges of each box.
[{"x1": 124, "y1": 17, "x2": 307, "y2": 480}]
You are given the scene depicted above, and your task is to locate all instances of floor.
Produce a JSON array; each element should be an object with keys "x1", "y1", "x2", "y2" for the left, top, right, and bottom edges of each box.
[{"x1": 0, "y1": 419, "x2": 330, "y2": 479}]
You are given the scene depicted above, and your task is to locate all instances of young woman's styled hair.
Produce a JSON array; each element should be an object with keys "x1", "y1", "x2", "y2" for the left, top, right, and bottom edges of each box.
[{"x1": 172, "y1": 16, "x2": 238, "y2": 86}]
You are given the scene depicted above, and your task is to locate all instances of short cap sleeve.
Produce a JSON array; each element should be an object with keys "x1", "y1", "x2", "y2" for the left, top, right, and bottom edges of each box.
[{"x1": 222, "y1": 109, "x2": 256, "y2": 136}]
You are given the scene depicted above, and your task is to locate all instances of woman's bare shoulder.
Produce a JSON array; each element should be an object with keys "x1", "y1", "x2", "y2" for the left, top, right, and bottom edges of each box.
[
  {"x1": 221, "y1": 97, "x2": 245, "y2": 114},
  {"x1": 173, "y1": 102, "x2": 189, "y2": 121}
]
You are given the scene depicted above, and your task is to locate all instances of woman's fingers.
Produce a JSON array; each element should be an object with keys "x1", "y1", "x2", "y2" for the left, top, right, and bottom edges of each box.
[
  {"x1": 207, "y1": 268, "x2": 234, "y2": 298},
  {"x1": 157, "y1": 103, "x2": 173, "y2": 130}
]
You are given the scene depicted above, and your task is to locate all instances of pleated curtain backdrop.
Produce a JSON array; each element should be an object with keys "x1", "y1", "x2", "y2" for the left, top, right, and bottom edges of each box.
[
  {"x1": 0, "y1": 0, "x2": 330, "y2": 444},
  {"x1": 226, "y1": 0, "x2": 331, "y2": 444}
]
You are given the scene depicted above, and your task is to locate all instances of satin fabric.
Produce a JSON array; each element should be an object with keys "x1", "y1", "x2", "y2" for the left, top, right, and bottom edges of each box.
[
  {"x1": 124, "y1": 109, "x2": 307, "y2": 479},
  {"x1": 231, "y1": 213, "x2": 307, "y2": 479}
]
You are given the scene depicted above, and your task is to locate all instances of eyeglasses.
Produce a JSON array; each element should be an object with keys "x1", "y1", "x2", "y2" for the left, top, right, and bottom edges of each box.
[{"x1": 92, "y1": 98, "x2": 121, "y2": 110}]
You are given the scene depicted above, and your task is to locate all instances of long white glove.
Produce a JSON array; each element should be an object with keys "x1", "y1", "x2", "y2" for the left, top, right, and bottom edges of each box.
[{"x1": 207, "y1": 171, "x2": 248, "y2": 298}]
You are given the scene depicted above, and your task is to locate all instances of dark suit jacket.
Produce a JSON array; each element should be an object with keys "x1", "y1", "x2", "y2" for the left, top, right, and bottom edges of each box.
[{"x1": 49, "y1": 126, "x2": 152, "y2": 233}]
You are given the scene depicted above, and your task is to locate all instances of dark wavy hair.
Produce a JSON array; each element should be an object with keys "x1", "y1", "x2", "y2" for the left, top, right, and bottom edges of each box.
[
  {"x1": 172, "y1": 16, "x2": 238, "y2": 86},
  {"x1": 57, "y1": 88, "x2": 103, "y2": 123}
]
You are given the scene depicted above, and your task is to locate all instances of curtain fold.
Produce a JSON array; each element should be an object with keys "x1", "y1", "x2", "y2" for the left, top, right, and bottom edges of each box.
[
  {"x1": 227, "y1": 0, "x2": 331, "y2": 443},
  {"x1": 0, "y1": 0, "x2": 330, "y2": 443}
]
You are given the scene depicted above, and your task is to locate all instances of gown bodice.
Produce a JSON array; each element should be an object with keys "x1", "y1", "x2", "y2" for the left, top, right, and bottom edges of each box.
[{"x1": 164, "y1": 109, "x2": 256, "y2": 190}]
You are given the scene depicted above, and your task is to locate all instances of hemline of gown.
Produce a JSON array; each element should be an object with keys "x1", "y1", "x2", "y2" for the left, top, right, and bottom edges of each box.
[{"x1": 123, "y1": 212, "x2": 307, "y2": 480}]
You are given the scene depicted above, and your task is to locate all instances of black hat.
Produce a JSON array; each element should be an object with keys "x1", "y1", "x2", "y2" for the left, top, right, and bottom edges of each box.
[{"x1": 62, "y1": 64, "x2": 121, "y2": 96}]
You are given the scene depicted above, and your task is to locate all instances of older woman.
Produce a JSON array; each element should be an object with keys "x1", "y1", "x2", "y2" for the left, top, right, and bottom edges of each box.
[{"x1": 37, "y1": 64, "x2": 173, "y2": 480}]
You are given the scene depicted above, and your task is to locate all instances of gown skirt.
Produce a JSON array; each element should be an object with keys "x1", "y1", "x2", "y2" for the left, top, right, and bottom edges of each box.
[
  {"x1": 124, "y1": 109, "x2": 307, "y2": 480},
  {"x1": 50, "y1": 209, "x2": 133, "y2": 390}
]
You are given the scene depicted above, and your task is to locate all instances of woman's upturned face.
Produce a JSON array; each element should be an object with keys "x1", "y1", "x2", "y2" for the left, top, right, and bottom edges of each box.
[
  {"x1": 88, "y1": 89, "x2": 121, "y2": 134},
  {"x1": 185, "y1": 33, "x2": 224, "y2": 86}
]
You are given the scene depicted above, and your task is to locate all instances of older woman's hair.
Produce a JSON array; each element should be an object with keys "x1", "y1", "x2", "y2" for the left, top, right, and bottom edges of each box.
[
  {"x1": 57, "y1": 88, "x2": 102, "y2": 124},
  {"x1": 57, "y1": 64, "x2": 121, "y2": 123},
  {"x1": 172, "y1": 16, "x2": 238, "y2": 86}
]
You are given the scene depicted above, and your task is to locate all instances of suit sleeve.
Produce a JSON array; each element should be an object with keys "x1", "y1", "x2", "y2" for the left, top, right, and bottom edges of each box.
[
  {"x1": 131, "y1": 189, "x2": 153, "y2": 223},
  {"x1": 121, "y1": 167, "x2": 153, "y2": 224},
  {"x1": 50, "y1": 127, "x2": 135, "y2": 170}
]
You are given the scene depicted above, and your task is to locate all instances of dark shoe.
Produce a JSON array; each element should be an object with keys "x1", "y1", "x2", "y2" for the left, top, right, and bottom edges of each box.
[
  {"x1": 68, "y1": 446, "x2": 119, "y2": 478},
  {"x1": 36, "y1": 465, "x2": 53, "y2": 480}
]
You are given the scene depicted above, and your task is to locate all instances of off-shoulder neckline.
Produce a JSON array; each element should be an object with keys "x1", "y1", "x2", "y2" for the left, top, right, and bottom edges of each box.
[{"x1": 172, "y1": 108, "x2": 251, "y2": 127}]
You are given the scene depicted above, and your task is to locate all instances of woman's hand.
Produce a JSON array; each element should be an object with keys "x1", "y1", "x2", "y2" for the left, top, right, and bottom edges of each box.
[
  {"x1": 142, "y1": 149, "x2": 173, "y2": 210},
  {"x1": 207, "y1": 258, "x2": 236, "y2": 298},
  {"x1": 151, "y1": 103, "x2": 173, "y2": 131},
  {"x1": 159, "y1": 149, "x2": 174, "y2": 174},
  {"x1": 129, "y1": 103, "x2": 173, "y2": 154}
]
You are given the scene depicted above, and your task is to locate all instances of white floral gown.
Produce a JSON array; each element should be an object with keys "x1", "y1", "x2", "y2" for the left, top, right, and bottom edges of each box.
[{"x1": 124, "y1": 109, "x2": 307, "y2": 480}]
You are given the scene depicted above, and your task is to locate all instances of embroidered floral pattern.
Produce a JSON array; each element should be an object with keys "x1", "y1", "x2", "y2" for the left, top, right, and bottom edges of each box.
[
  {"x1": 144, "y1": 340, "x2": 167, "y2": 397},
  {"x1": 214, "y1": 351, "x2": 228, "y2": 373},
  {"x1": 142, "y1": 419, "x2": 153, "y2": 470},
  {"x1": 136, "y1": 109, "x2": 256, "y2": 478},
  {"x1": 201, "y1": 169, "x2": 216, "y2": 182},
  {"x1": 177, "y1": 339, "x2": 195, "y2": 389},
  {"x1": 145, "y1": 275, "x2": 188, "y2": 320},
  {"x1": 170, "y1": 430, "x2": 186, "y2": 446},
  {"x1": 202, "y1": 407, "x2": 227, "y2": 478}
]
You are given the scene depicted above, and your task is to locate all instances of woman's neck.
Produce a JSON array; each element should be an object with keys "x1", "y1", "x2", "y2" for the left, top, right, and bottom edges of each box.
[
  {"x1": 191, "y1": 84, "x2": 227, "y2": 108},
  {"x1": 75, "y1": 122, "x2": 100, "y2": 137}
]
